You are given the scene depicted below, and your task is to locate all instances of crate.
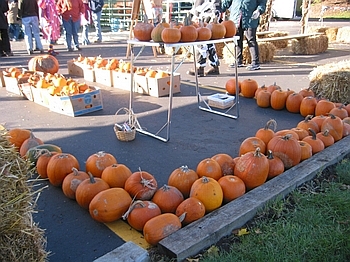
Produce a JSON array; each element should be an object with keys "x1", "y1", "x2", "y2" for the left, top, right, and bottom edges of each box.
[
  {"x1": 18, "y1": 83, "x2": 34, "y2": 101},
  {"x1": 67, "y1": 60, "x2": 95, "y2": 82},
  {"x1": 47, "y1": 87, "x2": 103, "y2": 117},
  {"x1": 136, "y1": 73, "x2": 181, "y2": 97},
  {"x1": 207, "y1": 94, "x2": 235, "y2": 109},
  {"x1": 95, "y1": 68, "x2": 113, "y2": 87}
]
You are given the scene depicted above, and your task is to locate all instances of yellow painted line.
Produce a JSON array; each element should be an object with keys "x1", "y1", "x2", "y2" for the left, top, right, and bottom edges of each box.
[
  {"x1": 180, "y1": 80, "x2": 224, "y2": 92},
  {"x1": 105, "y1": 220, "x2": 151, "y2": 249}
]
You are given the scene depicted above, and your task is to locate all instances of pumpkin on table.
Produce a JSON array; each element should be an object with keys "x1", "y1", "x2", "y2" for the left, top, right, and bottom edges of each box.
[
  {"x1": 133, "y1": 14, "x2": 154, "y2": 41},
  {"x1": 28, "y1": 55, "x2": 59, "y2": 74}
]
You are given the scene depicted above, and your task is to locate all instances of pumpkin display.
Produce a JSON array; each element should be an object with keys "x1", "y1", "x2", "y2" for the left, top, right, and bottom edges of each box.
[
  {"x1": 255, "y1": 119, "x2": 277, "y2": 146},
  {"x1": 89, "y1": 187, "x2": 132, "y2": 223},
  {"x1": 234, "y1": 147, "x2": 269, "y2": 190},
  {"x1": 161, "y1": 26, "x2": 181, "y2": 43},
  {"x1": 190, "y1": 176, "x2": 223, "y2": 213},
  {"x1": 285, "y1": 92, "x2": 303, "y2": 114},
  {"x1": 316, "y1": 129, "x2": 335, "y2": 148},
  {"x1": 256, "y1": 89, "x2": 271, "y2": 108},
  {"x1": 46, "y1": 153, "x2": 80, "y2": 187},
  {"x1": 124, "y1": 170, "x2": 158, "y2": 200},
  {"x1": 218, "y1": 175, "x2": 246, "y2": 203},
  {"x1": 61, "y1": 167, "x2": 89, "y2": 200},
  {"x1": 240, "y1": 78, "x2": 258, "y2": 98},
  {"x1": 36, "y1": 151, "x2": 59, "y2": 179},
  {"x1": 310, "y1": 115, "x2": 327, "y2": 130},
  {"x1": 266, "y1": 150, "x2": 284, "y2": 180},
  {"x1": 225, "y1": 78, "x2": 241, "y2": 95},
  {"x1": 315, "y1": 99, "x2": 335, "y2": 116},
  {"x1": 239, "y1": 136, "x2": 266, "y2": 156},
  {"x1": 298, "y1": 141, "x2": 313, "y2": 161},
  {"x1": 28, "y1": 55, "x2": 59, "y2": 74},
  {"x1": 329, "y1": 105, "x2": 349, "y2": 120},
  {"x1": 122, "y1": 200, "x2": 162, "y2": 231},
  {"x1": 211, "y1": 153, "x2": 236, "y2": 176},
  {"x1": 196, "y1": 20, "x2": 212, "y2": 41},
  {"x1": 321, "y1": 114, "x2": 343, "y2": 142},
  {"x1": 85, "y1": 151, "x2": 118, "y2": 178},
  {"x1": 300, "y1": 96, "x2": 317, "y2": 117},
  {"x1": 302, "y1": 129, "x2": 325, "y2": 154},
  {"x1": 143, "y1": 213, "x2": 182, "y2": 246},
  {"x1": 151, "y1": 20, "x2": 170, "y2": 42},
  {"x1": 297, "y1": 115, "x2": 320, "y2": 134},
  {"x1": 167, "y1": 165, "x2": 199, "y2": 198},
  {"x1": 270, "y1": 89, "x2": 288, "y2": 110},
  {"x1": 151, "y1": 184, "x2": 184, "y2": 213},
  {"x1": 75, "y1": 172, "x2": 110, "y2": 209},
  {"x1": 196, "y1": 158, "x2": 222, "y2": 181},
  {"x1": 175, "y1": 197, "x2": 206, "y2": 225},
  {"x1": 7, "y1": 128, "x2": 31, "y2": 149},
  {"x1": 133, "y1": 15, "x2": 154, "y2": 41},
  {"x1": 267, "y1": 134, "x2": 301, "y2": 169},
  {"x1": 221, "y1": 19, "x2": 236, "y2": 38},
  {"x1": 19, "y1": 131, "x2": 44, "y2": 157},
  {"x1": 100, "y1": 163, "x2": 132, "y2": 188},
  {"x1": 207, "y1": 17, "x2": 226, "y2": 39},
  {"x1": 180, "y1": 14, "x2": 198, "y2": 42}
]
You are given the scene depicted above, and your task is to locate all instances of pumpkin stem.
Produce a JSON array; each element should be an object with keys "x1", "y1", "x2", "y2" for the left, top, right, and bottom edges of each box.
[
  {"x1": 178, "y1": 212, "x2": 186, "y2": 223},
  {"x1": 72, "y1": 167, "x2": 79, "y2": 176},
  {"x1": 88, "y1": 172, "x2": 96, "y2": 184},
  {"x1": 138, "y1": 167, "x2": 157, "y2": 190},
  {"x1": 180, "y1": 165, "x2": 189, "y2": 172},
  {"x1": 253, "y1": 147, "x2": 263, "y2": 157},
  {"x1": 308, "y1": 128, "x2": 317, "y2": 140},
  {"x1": 264, "y1": 119, "x2": 277, "y2": 131},
  {"x1": 122, "y1": 200, "x2": 145, "y2": 220}
]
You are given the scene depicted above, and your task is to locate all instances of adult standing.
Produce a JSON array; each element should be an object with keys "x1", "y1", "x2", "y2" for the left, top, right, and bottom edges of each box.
[
  {"x1": 0, "y1": 0, "x2": 13, "y2": 56},
  {"x1": 18, "y1": 0, "x2": 45, "y2": 54},
  {"x1": 89, "y1": 0, "x2": 103, "y2": 43},
  {"x1": 81, "y1": 0, "x2": 92, "y2": 45},
  {"x1": 57, "y1": 0, "x2": 84, "y2": 52},
  {"x1": 38, "y1": 0, "x2": 61, "y2": 45},
  {"x1": 7, "y1": 0, "x2": 20, "y2": 42},
  {"x1": 221, "y1": 0, "x2": 267, "y2": 71}
]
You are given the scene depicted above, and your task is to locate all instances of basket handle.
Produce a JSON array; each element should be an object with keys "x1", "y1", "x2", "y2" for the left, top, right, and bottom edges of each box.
[{"x1": 115, "y1": 107, "x2": 138, "y2": 129}]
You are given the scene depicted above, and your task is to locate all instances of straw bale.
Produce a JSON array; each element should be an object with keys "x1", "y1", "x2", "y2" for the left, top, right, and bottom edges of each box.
[
  {"x1": 223, "y1": 42, "x2": 276, "y2": 65},
  {"x1": 291, "y1": 35, "x2": 328, "y2": 55},
  {"x1": 309, "y1": 60, "x2": 350, "y2": 104},
  {"x1": 308, "y1": 26, "x2": 338, "y2": 42},
  {"x1": 259, "y1": 31, "x2": 289, "y2": 49},
  {"x1": 336, "y1": 26, "x2": 350, "y2": 43},
  {"x1": 0, "y1": 130, "x2": 48, "y2": 261}
]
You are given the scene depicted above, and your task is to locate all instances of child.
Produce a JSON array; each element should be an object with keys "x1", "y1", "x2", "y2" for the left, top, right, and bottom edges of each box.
[
  {"x1": 151, "y1": 0, "x2": 162, "y2": 26},
  {"x1": 7, "y1": 0, "x2": 20, "y2": 41}
]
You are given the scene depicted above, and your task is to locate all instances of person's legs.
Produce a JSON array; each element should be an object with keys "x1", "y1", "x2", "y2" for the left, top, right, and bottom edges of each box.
[
  {"x1": 230, "y1": 26, "x2": 244, "y2": 68},
  {"x1": 62, "y1": 18, "x2": 73, "y2": 51},
  {"x1": 13, "y1": 23, "x2": 20, "y2": 41},
  {"x1": 22, "y1": 17, "x2": 34, "y2": 53},
  {"x1": 30, "y1": 16, "x2": 44, "y2": 52},
  {"x1": 245, "y1": 27, "x2": 260, "y2": 70},
  {"x1": 187, "y1": 44, "x2": 208, "y2": 77},
  {"x1": 206, "y1": 43, "x2": 220, "y2": 75},
  {"x1": 82, "y1": 24, "x2": 90, "y2": 45},
  {"x1": 92, "y1": 11, "x2": 102, "y2": 42},
  {"x1": 72, "y1": 19, "x2": 81, "y2": 49}
]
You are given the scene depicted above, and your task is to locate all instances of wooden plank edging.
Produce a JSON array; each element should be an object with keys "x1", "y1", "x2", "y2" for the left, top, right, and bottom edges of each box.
[{"x1": 158, "y1": 135, "x2": 350, "y2": 261}]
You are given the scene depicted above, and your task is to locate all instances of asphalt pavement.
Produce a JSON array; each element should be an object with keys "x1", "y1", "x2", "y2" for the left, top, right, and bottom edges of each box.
[{"x1": 1, "y1": 20, "x2": 349, "y2": 261}]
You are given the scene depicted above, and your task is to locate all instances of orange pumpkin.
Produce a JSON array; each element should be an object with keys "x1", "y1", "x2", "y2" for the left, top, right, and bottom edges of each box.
[
  {"x1": 300, "y1": 96, "x2": 317, "y2": 117},
  {"x1": 124, "y1": 170, "x2": 158, "y2": 200},
  {"x1": 7, "y1": 128, "x2": 31, "y2": 150},
  {"x1": 218, "y1": 175, "x2": 246, "y2": 203},
  {"x1": 89, "y1": 187, "x2": 132, "y2": 223},
  {"x1": 190, "y1": 176, "x2": 223, "y2": 213},
  {"x1": 28, "y1": 55, "x2": 59, "y2": 74},
  {"x1": 290, "y1": 127, "x2": 309, "y2": 141},
  {"x1": 255, "y1": 119, "x2": 277, "y2": 146},
  {"x1": 239, "y1": 136, "x2": 266, "y2": 156},
  {"x1": 85, "y1": 151, "x2": 118, "y2": 178},
  {"x1": 36, "y1": 151, "x2": 59, "y2": 179},
  {"x1": 234, "y1": 147, "x2": 269, "y2": 190},
  {"x1": 123, "y1": 200, "x2": 161, "y2": 231},
  {"x1": 211, "y1": 153, "x2": 236, "y2": 176},
  {"x1": 151, "y1": 20, "x2": 170, "y2": 42},
  {"x1": 100, "y1": 163, "x2": 132, "y2": 188},
  {"x1": 221, "y1": 19, "x2": 237, "y2": 38},
  {"x1": 152, "y1": 184, "x2": 184, "y2": 213},
  {"x1": 196, "y1": 158, "x2": 222, "y2": 181},
  {"x1": 298, "y1": 141, "x2": 313, "y2": 161},
  {"x1": 240, "y1": 78, "x2": 258, "y2": 98},
  {"x1": 47, "y1": 153, "x2": 80, "y2": 187},
  {"x1": 321, "y1": 114, "x2": 343, "y2": 142},
  {"x1": 196, "y1": 20, "x2": 212, "y2": 41},
  {"x1": 62, "y1": 167, "x2": 89, "y2": 199},
  {"x1": 266, "y1": 82, "x2": 281, "y2": 93},
  {"x1": 225, "y1": 78, "x2": 241, "y2": 95},
  {"x1": 274, "y1": 129, "x2": 299, "y2": 141},
  {"x1": 316, "y1": 129, "x2": 335, "y2": 148},
  {"x1": 175, "y1": 197, "x2": 206, "y2": 225},
  {"x1": 143, "y1": 213, "x2": 182, "y2": 246},
  {"x1": 161, "y1": 27, "x2": 181, "y2": 43},
  {"x1": 297, "y1": 115, "x2": 320, "y2": 134},
  {"x1": 19, "y1": 131, "x2": 44, "y2": 157},
  {"x1": 302, "y1": 128, "x2": 325, "y2": 154},
  {"x1": 266, "y1": 150, "x2": 284, "y2": 180},
  {"x1": 207, "y1": 17, "x2": 226, "y2": 39},
  {"x1": 286, "y1": 92, "x2": 303, "y2": 114},
  {"x1": 180, "y1": 14, "x2": 198, "y2": 42},
  {"x1": 256, "y1": 90, "x2": 271, "y2": 108},
  {"x1": 329, "y1": 105, "x2": 348, "y2": 120},
  {"x1": 299, "y1": 88, "x2": 315, "y2": 98},
  {"x1": 267, "y1": 134, "x2": 301, "y2": 169},
  {"x1": 315, "y1": 99, "x2": 335, "y2": 116},
  {"x1": 270, "y1": 89, "x2": 288, "y2": 110},
  {"x1": 167, "y1": 165, "x2": 198, "y2": 198},
  {"x1": 310, "y1": 115, "x2": 327, "y2": 130},
  {"x1": 133, "y1": 15, "x2": 154, "y2": 41}
]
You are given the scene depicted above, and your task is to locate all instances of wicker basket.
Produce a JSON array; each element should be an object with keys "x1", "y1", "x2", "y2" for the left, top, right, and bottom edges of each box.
[{"x1": 114, "y1": 107, "x2": 137, "y2": 142}]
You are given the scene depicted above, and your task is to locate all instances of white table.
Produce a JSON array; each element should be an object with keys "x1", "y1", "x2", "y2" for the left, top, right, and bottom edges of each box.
[{"x1": 127, "y1": 36, "x2": 240, "y2": 142}]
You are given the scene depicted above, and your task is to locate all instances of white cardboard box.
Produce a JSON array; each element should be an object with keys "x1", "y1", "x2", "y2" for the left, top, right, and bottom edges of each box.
[
  {"x1": 208, "y1": 93, "x2": 236, "y2": 109},
  {"x1": 67, "y1": 60, "x2": 95, "y2": 82}
]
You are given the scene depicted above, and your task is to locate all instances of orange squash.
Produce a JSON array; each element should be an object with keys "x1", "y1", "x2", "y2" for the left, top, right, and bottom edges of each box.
[
  {"x1": 240, "y1": 78, "x2": 258, "y2": 98},
  {"x1": 7, "y1": 128, "x2": 31, "y2": 150},
  {"x1": 152, "y1": 185, "x2": 184, "y2": 213},
  {"x1": 266, "y1": 150, "x2": 284, "y2": 180},
  {"x1": 196, "y1": 158, "x2": 222, "y2": 181},
  {"x1": 218, "y1": 175, "x2": 246, "y2": 203},
  {"x1": 85, "y1": 151, "x2": 118, "y2": 178},
  {"x1": 175, "y1": 197, "x2": 206, "y2": 225},
  {"x1": 62, "y1": 167, "x2": 89, "y2": 199},
  {"x1": 221, "y1": 19, "x2": 237, "y2": 38},
  {"x1": 124, "y1": 170, "x2": 158, "y2": 200},
  {"x1": 211, "y1": 153, "x2": 236, "y2": 176},
  {"x1": 239, "y1": 136, "x2": 266, "y2": 156},
  {"x1": 167, "y1": 165, "x2": 199, "y2": 198},
  {"x1": 47, "y1": 153, "x2": 80, "y2": 187},
  {"x1": 100, "y1": 163, "x2": 132, "y2": 188},
  {"x1": 255, "y1": 119, "x2": 277, "y2": 146}
]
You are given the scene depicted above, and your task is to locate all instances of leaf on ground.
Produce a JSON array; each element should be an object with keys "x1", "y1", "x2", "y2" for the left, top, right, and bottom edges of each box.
[
  {"x1": 205, "y1": 246, "x2": 219, "y2": 256},
  {"x1": 237, "y1": 228, "x2": 249, "y2": 236}
]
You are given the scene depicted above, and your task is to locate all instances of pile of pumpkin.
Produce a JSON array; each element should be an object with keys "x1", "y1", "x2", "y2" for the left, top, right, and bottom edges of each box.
[
  {"x1": 134, "y1": 14, "x2": 237, "y2": 43},
  {"x1": 2, "y1": 67, "x2": 32, "y2": 79}
]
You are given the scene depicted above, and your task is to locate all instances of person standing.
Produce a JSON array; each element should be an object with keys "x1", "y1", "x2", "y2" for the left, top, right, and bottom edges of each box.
[
  {"x1": 57, "y1": 0, "x2": 84, "y2": 52},
  {"x1": 81, "y1": 0, "x2": 92, "y2": 45},
  {"x1": 151, "y1": 0, "x2": 162, "y2": 27},
  {"x1": 187, "y1": 0, "x2": 222, "y2": 77},
  {"x1": 88, "y1": 0, "x2": 103, "y2": 43},
  {"x1": 38, "y1": 0, "x2": 61, "y2": 45},
  {"x1": 7, "y1": 0, "x2": 20, "y2": 42},
  {"x1": 221, "y1": 0, "x2": 267, "y2": 71},
  {"x1": 0, "y1": 0, "x2": 14, "y2": 56},
  {"x1": 18, "y1": 0, "x2": 45, "y2": 54}
]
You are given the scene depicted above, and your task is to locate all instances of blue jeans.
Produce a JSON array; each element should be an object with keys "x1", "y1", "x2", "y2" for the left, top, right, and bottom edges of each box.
[
  {"x1": 92, "y1": 11, "x2": 102, "y2": 41},
  {"x1": 9, "y1": 23, "x2": 20, "y2": 41},
  {"x1": 22, "y1": 16, "x2": 44, "y2": 51},
  {"x1": 62, "y1": 17, "x2": 81, "y2": 49},
  {"x1": 236, "y1": 26, "x2": 259, "y2": 66},
  {"x1": 82, "y1": 24, "x2": 90, "y2": 45}
]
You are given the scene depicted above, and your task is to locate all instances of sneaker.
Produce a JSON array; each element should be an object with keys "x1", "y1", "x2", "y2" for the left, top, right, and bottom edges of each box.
[
  {"x1": 68, "y1": 48, "x2": 74, "y2": 52},
  {"x1": 40, "y1": 50, "x2": 45, "y2": 54},
  {"x1": 246, "y1": 64, "x2": 261, "y2": 71},
  {"x1": 94, "y1": 39, "x2": 101, "y2": 43},
  {"x1": 27, "y1": 50, "x2": 34, "y2": 55},
  {"x1": 229, "y1": 63, "x2": 244, "y2": 68},
  {"x1": 187, "y1": 67, "x2": 205, "y2": 77},
  {"x1": 6, "y1": 52, "x2": 14, "y2": 56}
]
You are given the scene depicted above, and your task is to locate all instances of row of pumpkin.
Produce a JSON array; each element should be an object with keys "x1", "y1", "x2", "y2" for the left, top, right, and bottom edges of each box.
[{"x1": 5, "y1": 100, "x2": 350, "y2": 245}]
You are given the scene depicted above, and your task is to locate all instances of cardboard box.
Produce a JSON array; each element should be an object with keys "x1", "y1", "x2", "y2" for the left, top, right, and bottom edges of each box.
[
  {"x1": 31, "y1": 86, "x2": 50, "y2": 107},
  {"x1": 67, "y1": 60, "x2": 95, "y2": 82},
  {"x1": 112, "y1": 71, "x2": 132, "y2": 91},
  {"x1": 47, "y1": 87, "x2": 103, "y2": 117},
  {"x1": 18, "y1": 83, "x2": 34, "y2": 101},
  {"x1": 95, "y1": 68, "x2": 113, "y2": 87},
  {"x1": 144, "y1": 73, "x2": 181, "y2": 97},
  {"x1": 0, "y1": 71, "x2": 5, "y2": 87},
  {"x1": 3, "y1": 75, "x2": 30, "y2": 96},
  {"x1": 207, "y1": 93, "x2": 235, "y2": 109}
]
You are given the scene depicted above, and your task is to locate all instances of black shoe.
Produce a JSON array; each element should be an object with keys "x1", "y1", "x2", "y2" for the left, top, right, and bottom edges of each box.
[
  {"x1": 187, "y1": 67, "x2": 205, "y2": 77},
  {"x1": 68, "y1": 48, "x2": 74, "y2": 52},
  {"x1": 6, "y1": 52, "x2": 14, "y2": 56},
  {"x1": 206, "y1": 66, "x2": 220, "y2": 75},
  {"x1": 27, "y1": 50, "x2": 34, "y2": 55},
  {"x1": 75, "y1": 47, "x2": 82, "y2": 51},
  {"x1": 229, "y1": 63, "x2": 244, "y2": 68}
]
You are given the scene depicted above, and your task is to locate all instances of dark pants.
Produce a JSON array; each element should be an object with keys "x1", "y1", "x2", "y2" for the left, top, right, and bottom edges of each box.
[
  {"x1": 236, "y1": 26, "x2": 259, "y2": 66},
  {"x1": 0, "y1": 28, "x2": 11, "y2": 54},
  {"x1": 9, "y1": 23, "x2": 20, "y2": 41}
]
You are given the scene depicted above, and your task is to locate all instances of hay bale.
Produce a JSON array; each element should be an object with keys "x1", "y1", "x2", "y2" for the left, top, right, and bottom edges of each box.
[
  {"x1": 336, "y1": 26, "x2": 350, "y2": 43},
  {"x1": 259, "y1": 31, "x2": 289, "y2": 49},
  {"x1": 0, "y1": 129, "x2": 48, "y2": 262},
  {"x1": 309, "y1": 60, "x2": 350, "y2": 104},
  {"x1": 308, "y1": 26, "x2": 338, "y2": 42},
  {"x1": 215, "y1": 42, "x2": 226, "y2": 58},
  {"x1": 223, "y1": 42, "x2": 276, "y2": 65},
  {"x1": 291, "y1": 35, "x2": 328, "y2": 55}
]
